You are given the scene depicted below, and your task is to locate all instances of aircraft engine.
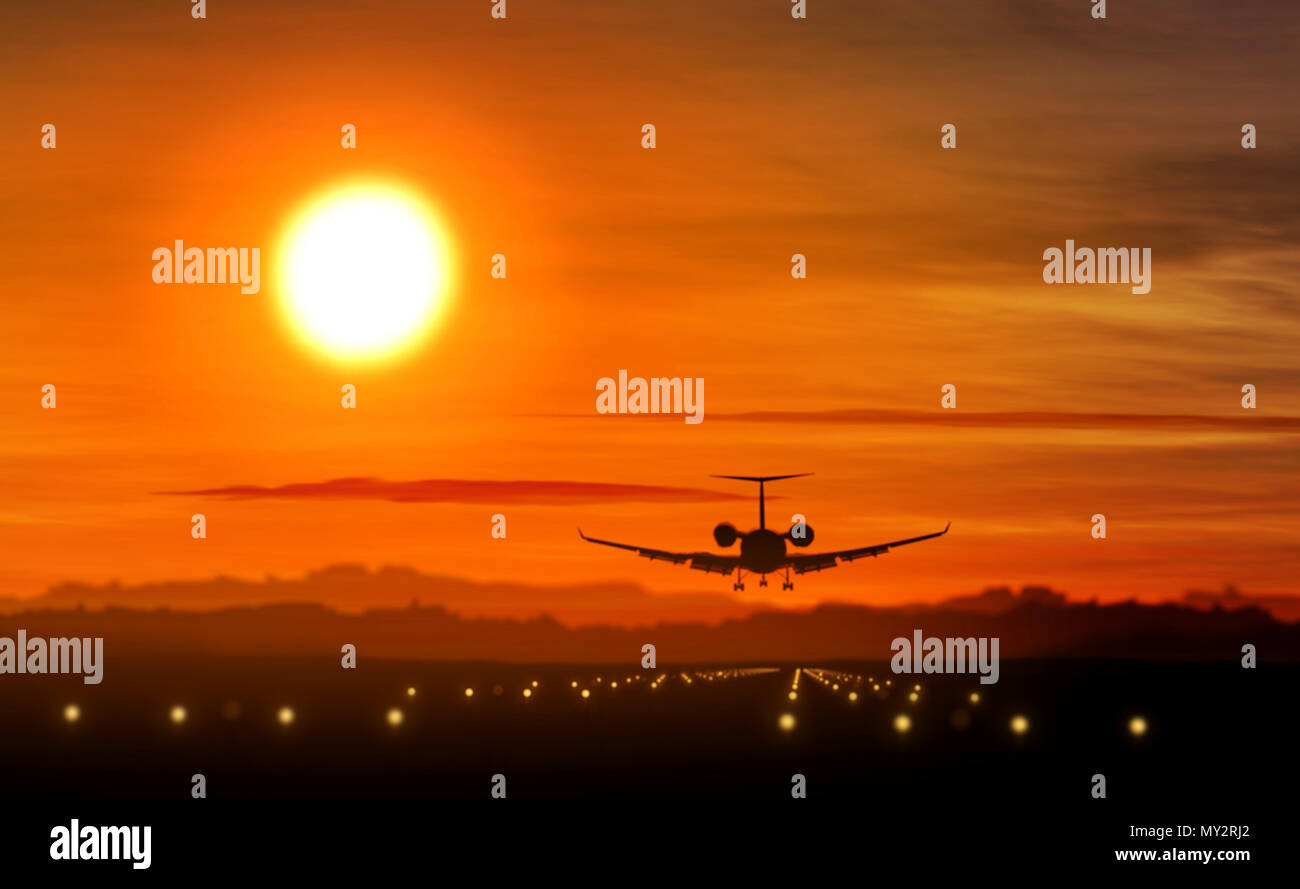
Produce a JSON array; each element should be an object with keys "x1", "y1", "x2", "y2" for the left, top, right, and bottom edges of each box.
[
  {"x1": 713, "y1": 522, "x2": 739, "y2": 547},
  {"x1": 787, "y1": 524, "x2": 815, "y2": 547}
]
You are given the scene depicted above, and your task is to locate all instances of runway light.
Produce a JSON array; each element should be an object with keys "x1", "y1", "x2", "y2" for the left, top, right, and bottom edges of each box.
[
  {"x1": 908, "y1": 692, "x2": 918, "y2": 703},
  {"x1": 1010, "y1": 714, "x2": 1029, "y2": 735},
  {"x1": 464, "y1": 687, "x2": 474, "y2": 698},
  {"x1": 63, "y1": 704, "x2": 80, "y2": 723},
  {"x1": 779, "y1": 713, "x2": 796, "y2": 731},
  {"x1": 277, "y1": 706, "x2": 295, "y2": 726},
  {"x1": 387, "y1": 708, "x2": 404, "y2": 726},
  {"x1": 894, "y1": 714, "x2": 912, "y2": 733},
  {"x1": 531, "y1": 680, "x2": 539, "y2": 688},
  {"x1": 610, "y1": 681, "x2": 618, "y2": 689},
  {"x1": 169, "y1": 705, "x2": 187, "y2": 724},
  {"x1": 914, "y1": 684, "x2": 921, "y2": 692},
  {"x1": 571, "y1": 681, "x2": 578, "y2": 688},
  {"x1": 969, "y1": 692, "x2": 980, "y2": 704},
  {"x1": 581, "y1": 689, "x2": 591, "y2": 699},
  {"x1": 1129, "y1": 716, "x2": 1148, "y2": 737},
  {"x1": 523, "y1": 688, "x2": 532, "y2": 698},
  {"x1": 848, "y1": 691, "x2": 858, "y2": 702},
  {"x1": 788, "y1": 691, "x2": 798, "y2": 700},
  {"x1": 406, "y1": 687, "x2": 416, "y2": 697}
]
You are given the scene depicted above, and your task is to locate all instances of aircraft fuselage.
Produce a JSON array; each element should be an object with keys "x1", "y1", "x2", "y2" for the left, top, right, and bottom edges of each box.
[{"x1": 740, "y1": 528, "x2": 786, "y2": 573}]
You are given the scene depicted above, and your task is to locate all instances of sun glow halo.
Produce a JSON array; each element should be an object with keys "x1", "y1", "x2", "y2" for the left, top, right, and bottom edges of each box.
[{"x1": 278, "y1": 183, "x2": 452, "y2": 362}]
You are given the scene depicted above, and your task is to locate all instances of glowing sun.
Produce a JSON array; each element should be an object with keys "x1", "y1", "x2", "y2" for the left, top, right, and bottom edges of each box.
[{"x1": 278, "y1": 182, "x2": 453, "y2": 362}]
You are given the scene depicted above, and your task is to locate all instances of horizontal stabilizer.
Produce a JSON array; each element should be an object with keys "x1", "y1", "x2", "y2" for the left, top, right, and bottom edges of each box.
[{"x1": 710, "y1": 474, "x2": 813, "y2": 483}]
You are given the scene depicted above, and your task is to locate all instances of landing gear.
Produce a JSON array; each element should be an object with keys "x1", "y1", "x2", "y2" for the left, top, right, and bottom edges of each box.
[
  {"x1": 781, "y1": 567, "x2": 794, "y2": 591},
  {"x1": 759, "y1": 576, "x2": 768, "y2": 588},
  {"x1": 733, "y1": 569, "x2": 747, "y2": 592}
]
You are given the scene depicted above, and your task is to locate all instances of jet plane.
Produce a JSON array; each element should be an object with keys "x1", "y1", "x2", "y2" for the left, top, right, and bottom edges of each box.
[{"x1": 578, "y1": 474, "x2": 949, "y2": 591}]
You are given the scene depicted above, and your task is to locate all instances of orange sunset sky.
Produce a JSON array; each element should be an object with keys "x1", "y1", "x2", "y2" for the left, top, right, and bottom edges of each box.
[{"x1": 2, "y1": 0, "x2": 1297, "y2": 614}]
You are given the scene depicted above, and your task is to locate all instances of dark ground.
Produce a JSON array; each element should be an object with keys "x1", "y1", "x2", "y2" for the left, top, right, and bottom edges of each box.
[{"x1": 0, "y1": 656, "x2": 1289, "y2": 875}]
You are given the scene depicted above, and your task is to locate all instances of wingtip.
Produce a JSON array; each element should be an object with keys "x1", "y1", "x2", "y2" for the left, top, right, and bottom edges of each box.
[
  {"x1": 944, "y1": 521, "x2": 951, "y2": 533},
  {"x1": 577, "y1": 527, "x2": 586, "y2": 540}
]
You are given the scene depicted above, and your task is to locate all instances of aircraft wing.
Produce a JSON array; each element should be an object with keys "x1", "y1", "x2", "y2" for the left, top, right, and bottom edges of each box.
[
  {"x1": 785, "y1": 523, "x2": 950, "y2": 575},
  {"x1": 578, "y1": 529, "x2": 739, "y2": 576}
]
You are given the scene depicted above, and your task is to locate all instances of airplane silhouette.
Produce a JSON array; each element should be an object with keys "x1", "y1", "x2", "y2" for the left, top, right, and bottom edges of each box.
[{"x1": 578, "y1": 474, "x2": 949, "y2": 591}]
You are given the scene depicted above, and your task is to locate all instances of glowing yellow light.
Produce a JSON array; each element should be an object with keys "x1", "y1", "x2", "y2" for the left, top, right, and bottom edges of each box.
[
  {"x1": 872, "y1": 684, "x2": 880, "y2": 691},
  {"x1": 779, "y1": 713, "x2": 796, "y2": 731},
  {"x1": 571, "y1": 681, "x2": 578, "y2": 688},
  {"x1": 1010, "y1": 714, "x2": 1029, "y2": 735},
  {"x1": 464, "y1": 687, "x2": 474, "y2": 698},
  {"x1": 886, "y1": 680, "x2": 892, "y2": 686},
  {"x1": 832, "y1": 684, "x2": 839, "y2": 691},
  {"x1": 610, "y1": 682, "x2": 618, "y2": 689},
  {"x1": 894, "y1": 714, "x2": 912, "y2": 733},
  {"x1": 581, "y1": 689, "x2": 591, "y2": 699},
  {"x1": 523, "y1": 689, "x2": 532, "y2": 698},
  {"x1": 848, "y1": 692, "x2": 859, "y2": 702},
  {"x1": 63, "y1": 704, "x2": 80, "y2": 723},
  {"x1": 406, "y1": 687, "x2": 416, "y2": 697},
  {"x1": 531, "y1": 681, "x2": 539, "y2": 688},
  {"x1": 969, "y1": 692, "x2": 980, "y2": 704},
  {"x1": 278, "y1": 182, "x2": 454, "y2": 363},
  {"x1": 169, "y1": 705, "x2": 187, "y2": 724},
  {"x1": 387, "y1": 708, "x2": 404, "y2": 726},
  {"x1": 908, "y1": 692, "x2": 918, "y2": 702},
  {"x1": 914, "y1": 684, "x2": 921, "y2": 691},
  {"x1": 277, "y1": 706, "x2": 295, "y2": 726},
  {"x1": 1129, "y1": 716, "x2": 1148, "y2": 737},
  {"x1": 788, "y1": 691, "x2": 797, "y2": 700}
]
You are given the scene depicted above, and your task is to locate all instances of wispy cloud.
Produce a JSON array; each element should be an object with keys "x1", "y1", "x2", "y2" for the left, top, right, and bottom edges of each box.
[
  {"x1": 714, "y1": 409, "x2": 1300, "y2": 431},
  {"x1": 155, "y1": 477, "x2": 751, "y2": 505},
  {"x1": 539, "y1": 409, "x2": 1300, "y2": 431}
]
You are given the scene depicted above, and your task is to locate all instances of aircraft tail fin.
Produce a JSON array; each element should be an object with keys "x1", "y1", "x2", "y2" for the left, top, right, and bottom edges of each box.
[{"x1": 709, "y1": 474, "x2": 813, "y2": 529}]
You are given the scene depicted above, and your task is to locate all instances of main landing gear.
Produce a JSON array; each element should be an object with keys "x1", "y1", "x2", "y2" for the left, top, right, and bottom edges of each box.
[{"x1": 736, "y1": 570, "x2": 793, "y2": 591}]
